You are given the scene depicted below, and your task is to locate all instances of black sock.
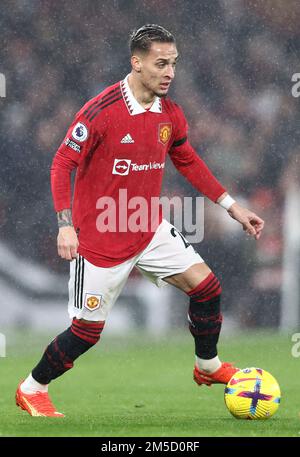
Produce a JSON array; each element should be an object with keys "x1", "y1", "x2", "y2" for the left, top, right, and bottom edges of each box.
[{"x1": 32, "y1": 319, "x2": 104, "y2": 384}]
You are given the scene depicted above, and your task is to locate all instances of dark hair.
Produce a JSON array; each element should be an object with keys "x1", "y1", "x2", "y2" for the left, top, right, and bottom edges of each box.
[{"x1": 129, "y1": 24, "x2": 175, "y2": 55}]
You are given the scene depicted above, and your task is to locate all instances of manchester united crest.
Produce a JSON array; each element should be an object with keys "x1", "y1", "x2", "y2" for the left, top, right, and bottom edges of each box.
[
  {"x1": 158, "y1": 123, "x2": 172, "y2": 145},
  {"x1": 84, "y1": 293, "x2": 102, "y2": 311}
]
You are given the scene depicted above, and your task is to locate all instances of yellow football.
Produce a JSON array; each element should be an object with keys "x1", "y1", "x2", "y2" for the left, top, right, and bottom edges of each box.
[{"x1": 224, "y1": 367, "x2": 281, "y2": 420}]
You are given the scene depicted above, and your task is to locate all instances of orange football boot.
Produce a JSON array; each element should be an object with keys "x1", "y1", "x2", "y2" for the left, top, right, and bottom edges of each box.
[
  {"x1": 193, "y1": 362, "x2": 239, "y2": 386},
  {"x1": 15, "y1": 381, "x2": 64, "y2": 417}
]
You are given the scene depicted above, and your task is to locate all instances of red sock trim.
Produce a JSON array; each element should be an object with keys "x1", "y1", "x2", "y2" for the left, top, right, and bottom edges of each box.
[
  {"x1": 71, "y1": 318, "x2": 105, "y2": 345},
  {"x1": 187, "y1": 272, "x2": 222, "y2": 301}
]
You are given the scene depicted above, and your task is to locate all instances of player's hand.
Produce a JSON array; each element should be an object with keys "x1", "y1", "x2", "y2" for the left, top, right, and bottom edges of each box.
[
  {"x1": 227, "y1": 202, "x2": 265, "y2": 240},
  {"x1": 57, "y1": 226, "x2": 79, "y2": 260}
]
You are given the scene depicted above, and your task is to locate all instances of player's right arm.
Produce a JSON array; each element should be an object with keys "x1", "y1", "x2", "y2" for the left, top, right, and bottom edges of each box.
[
  {"x1": 56, "y1": 209, "x2": 79, "y2": 261},
  {"x1": 51, "y1": 111, "x2": 100, "y2": 260}
]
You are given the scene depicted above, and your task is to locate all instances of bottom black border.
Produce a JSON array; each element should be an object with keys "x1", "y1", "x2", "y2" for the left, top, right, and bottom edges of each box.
[{"x1": 0, "y1": 437, "x2": 298, "y2": 453}]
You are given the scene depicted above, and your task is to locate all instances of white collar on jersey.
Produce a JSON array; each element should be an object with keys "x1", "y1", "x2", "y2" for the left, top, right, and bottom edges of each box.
[{"x1": 121, "y1": 74, "x2": 162, "y2": 115}]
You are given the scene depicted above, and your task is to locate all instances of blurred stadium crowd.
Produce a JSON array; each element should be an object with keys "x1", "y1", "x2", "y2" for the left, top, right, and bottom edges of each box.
[{"x1": 0, "y1": 0, "x2": 300, "y2": 327}]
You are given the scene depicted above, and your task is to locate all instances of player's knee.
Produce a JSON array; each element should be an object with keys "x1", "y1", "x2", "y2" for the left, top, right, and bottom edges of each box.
[
  {"x1": 79, "y1": 318, "x2": 101, "y2": 324},
  {"x1": 187, "y1": 272, "x2": 222, "y2": 300}
]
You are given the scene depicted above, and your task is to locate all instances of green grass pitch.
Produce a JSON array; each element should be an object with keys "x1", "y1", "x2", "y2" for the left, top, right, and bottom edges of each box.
[{"x1": 0, "y1": 329, "x2": 299, "y2": 437}]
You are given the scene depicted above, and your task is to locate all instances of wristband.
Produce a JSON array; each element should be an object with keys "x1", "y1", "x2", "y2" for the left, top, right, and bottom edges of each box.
[{"x1": 219, "y1": 195, "x2": 236, "y2": 210}]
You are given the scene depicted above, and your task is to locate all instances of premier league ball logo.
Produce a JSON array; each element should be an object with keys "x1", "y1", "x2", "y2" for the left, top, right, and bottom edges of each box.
[{"x1": 72, "y1": 122, "x2": 88, "y2": 142}]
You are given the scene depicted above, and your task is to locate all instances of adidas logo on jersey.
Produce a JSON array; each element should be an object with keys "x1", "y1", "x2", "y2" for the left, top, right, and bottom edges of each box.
[{"x1": 121, "y1": 133, "x2": 134, "y2": 144}]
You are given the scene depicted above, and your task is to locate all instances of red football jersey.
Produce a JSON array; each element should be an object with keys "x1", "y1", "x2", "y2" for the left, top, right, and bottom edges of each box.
[{"x1": 51, "y1": 75, "x2": 226, "y2": 267}]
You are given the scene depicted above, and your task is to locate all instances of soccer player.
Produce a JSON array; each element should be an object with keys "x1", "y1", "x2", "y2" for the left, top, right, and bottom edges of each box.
[{"x1": 16, "y1": 24, "x2": 264, "y2": 417}]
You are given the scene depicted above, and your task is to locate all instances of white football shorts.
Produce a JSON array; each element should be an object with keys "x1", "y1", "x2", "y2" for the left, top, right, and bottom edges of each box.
[{"x1": 68, "y1": 219, "x2": 204, "y2": 321}]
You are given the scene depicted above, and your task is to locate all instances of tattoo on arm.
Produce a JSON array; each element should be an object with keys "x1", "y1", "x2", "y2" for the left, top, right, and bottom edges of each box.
[{"x1": 57, "y1": 209, "x2": 73, "y2": 228}]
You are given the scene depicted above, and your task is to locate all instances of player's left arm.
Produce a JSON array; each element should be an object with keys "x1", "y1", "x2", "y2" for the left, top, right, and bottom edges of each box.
[{"x1": 169, "y1": 104, "x2": 264, "y2": 240}]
